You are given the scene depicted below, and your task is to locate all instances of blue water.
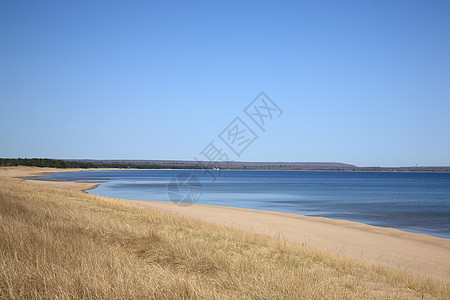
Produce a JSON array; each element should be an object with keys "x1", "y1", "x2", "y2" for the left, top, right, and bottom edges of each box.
[{"x1": 34, "y1": 170, "x2": 450, "y2": 239}]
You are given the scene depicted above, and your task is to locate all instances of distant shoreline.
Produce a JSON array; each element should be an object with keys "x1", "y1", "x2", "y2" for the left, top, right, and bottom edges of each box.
[{"x1": 1, "y1": 158, "x2": 450, "y2": 172}]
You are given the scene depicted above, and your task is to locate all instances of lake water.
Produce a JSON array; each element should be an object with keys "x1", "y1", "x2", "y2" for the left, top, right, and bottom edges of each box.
[{"x1": 35, "y1": 170, "x2": 450, "y2": 239}]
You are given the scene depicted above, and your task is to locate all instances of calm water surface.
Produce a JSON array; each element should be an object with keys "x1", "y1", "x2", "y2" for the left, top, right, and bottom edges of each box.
[{"x1": 36, "y1": 170, "x2": 450, "y2": 239}]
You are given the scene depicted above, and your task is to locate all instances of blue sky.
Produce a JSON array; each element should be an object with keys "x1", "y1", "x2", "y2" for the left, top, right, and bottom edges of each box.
[{"x1": 1, "y1": 0, "x2": 449, "y2": 167}]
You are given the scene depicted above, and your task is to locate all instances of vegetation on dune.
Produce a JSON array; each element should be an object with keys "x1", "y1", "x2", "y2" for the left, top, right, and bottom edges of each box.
[{"x1": 0, "y1": 176, "x2": 448, "y2": 299}]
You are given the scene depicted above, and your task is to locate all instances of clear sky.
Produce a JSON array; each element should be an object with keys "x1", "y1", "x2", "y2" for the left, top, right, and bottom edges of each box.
[{"x1": 1, "y1": 0, "x2": 449, "y2": 167}]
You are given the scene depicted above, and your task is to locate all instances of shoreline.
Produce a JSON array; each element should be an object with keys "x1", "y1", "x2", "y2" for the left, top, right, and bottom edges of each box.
[
  {"x1": 0, "y1": 166, "x2": 102, "y2": 192},
  {"x1": 1, "y1": 166, "x2": 449, "y2": 281}
]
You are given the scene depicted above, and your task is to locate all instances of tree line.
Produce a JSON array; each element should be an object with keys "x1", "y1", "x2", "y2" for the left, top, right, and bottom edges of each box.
[{"x1": 0, "y1": 158, "x2": 202, "y2": 169}]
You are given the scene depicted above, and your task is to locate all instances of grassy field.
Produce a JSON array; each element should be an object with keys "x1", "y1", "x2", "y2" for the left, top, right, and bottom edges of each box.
[{"x1": 0, "y1": 176, "x2": 448, "y2": 299}]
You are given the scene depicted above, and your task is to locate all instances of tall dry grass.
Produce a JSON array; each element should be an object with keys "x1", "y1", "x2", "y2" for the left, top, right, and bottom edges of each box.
[{"x1": 0, "y1": 176, "x2": 448, "y2": 299}]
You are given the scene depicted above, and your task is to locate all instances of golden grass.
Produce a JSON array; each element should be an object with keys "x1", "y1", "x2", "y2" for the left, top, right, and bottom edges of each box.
[{"x1": 0, "y1": 176, "x2": 448, "y2": 299}]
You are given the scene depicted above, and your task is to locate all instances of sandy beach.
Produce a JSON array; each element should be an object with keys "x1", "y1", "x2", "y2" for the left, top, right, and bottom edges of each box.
[
  {"x1": 126, "y1": 199, "x2": 450, "y2": 280},
  {"x1": 0, "y1": 166, "x2": 102, "y2": 192},
  {"x1": 2, "y1": 166, "x2": 449, "y2": 281}
]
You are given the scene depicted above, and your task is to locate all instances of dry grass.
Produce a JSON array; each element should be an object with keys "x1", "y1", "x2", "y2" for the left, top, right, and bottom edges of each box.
[{"x1": 0, "y1": 176, "x2": 448, "y2": 299}]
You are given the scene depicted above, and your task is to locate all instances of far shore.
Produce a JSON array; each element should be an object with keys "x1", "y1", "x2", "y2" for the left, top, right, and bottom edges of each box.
[{"x1": 1, "y1": 166, "x2": 449, "y2": 281}]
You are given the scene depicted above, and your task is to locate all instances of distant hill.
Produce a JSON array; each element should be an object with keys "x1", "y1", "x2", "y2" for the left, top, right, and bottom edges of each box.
[
  {"x1": 226, "y1": 161, "x2": 355, "y2": 168},
  {"x1": 66, "y1": 159, "x2": 356, "y2": 170}
]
